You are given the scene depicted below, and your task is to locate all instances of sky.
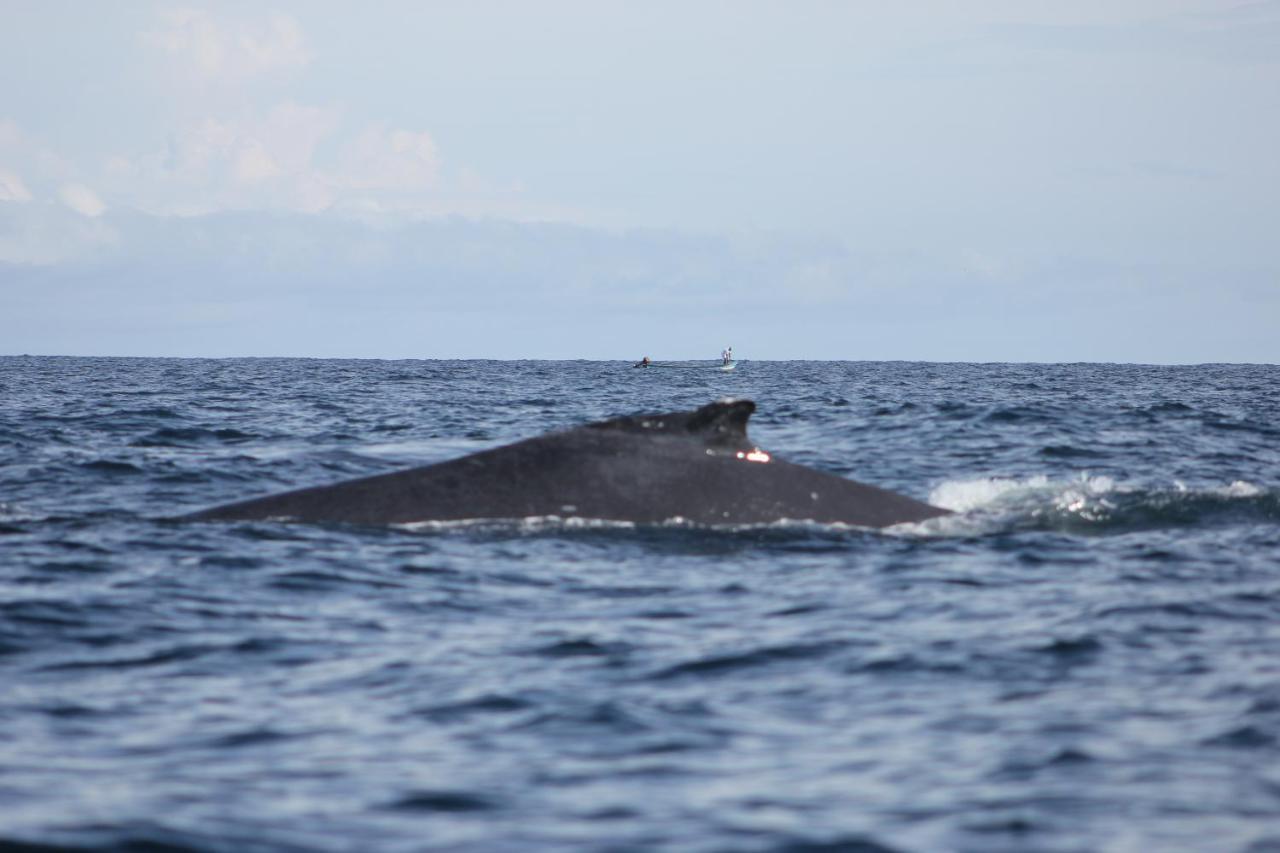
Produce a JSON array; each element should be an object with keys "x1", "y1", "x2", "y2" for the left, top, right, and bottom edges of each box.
[{"x1": 1, "y1": 0, "x2": 1277, "y2": 362}]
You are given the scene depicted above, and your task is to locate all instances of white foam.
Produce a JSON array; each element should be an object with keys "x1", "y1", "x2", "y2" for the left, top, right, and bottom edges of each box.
[
  {"x1": 928, "y1": 475, "x2": 1049, "y2": 512},
  {"x1": 1218, "y1": 480, "x2": 1263, "y2": 497},
  {"x1": 884, "y1": 512, "x2": 979, "y2": 538},
  {"x1": 928, "y1": 474, "x2": 1123, "y2": 513}
]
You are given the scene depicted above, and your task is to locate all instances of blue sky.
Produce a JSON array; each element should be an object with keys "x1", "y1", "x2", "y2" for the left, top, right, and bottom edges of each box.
[{"x1": 1, "y1": 1, "x2": 1277, "y2": 361}]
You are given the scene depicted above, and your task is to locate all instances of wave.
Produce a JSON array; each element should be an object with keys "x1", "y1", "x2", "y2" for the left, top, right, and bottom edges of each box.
[{"x1": 918, "y1": 474, "x2": 1278, "y2": 535}]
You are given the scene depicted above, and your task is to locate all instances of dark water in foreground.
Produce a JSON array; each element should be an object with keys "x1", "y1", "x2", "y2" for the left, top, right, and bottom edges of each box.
[{"x1": 2, "y1": 357, "x2": 1279, "y2": 852}]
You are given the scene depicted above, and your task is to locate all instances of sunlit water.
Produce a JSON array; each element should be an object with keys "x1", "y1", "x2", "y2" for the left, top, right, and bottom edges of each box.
[{"x1": 2, "y1": 357, "x2": 1278, "y2": 852}]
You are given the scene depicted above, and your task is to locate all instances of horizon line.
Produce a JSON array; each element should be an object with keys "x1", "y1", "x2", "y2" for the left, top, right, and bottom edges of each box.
[{"x1": 2, "y1": 353, "x2": 1275, "y2": 367}]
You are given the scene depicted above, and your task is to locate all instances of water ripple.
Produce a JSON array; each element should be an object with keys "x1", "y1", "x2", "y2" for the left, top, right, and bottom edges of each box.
[{"x1": 1, "y1": 357, "x2": 1278, "y2": 852}]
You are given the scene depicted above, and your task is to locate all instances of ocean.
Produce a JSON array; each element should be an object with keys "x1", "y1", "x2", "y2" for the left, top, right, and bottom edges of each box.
[{"x1": 1, "y1": 356, "x2": 1278, "y2": 852}]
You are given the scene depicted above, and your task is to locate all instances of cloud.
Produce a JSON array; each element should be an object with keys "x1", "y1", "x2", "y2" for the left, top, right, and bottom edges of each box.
[
  {"x1": 142, "y1": 8, "x2": 310, "y2": 83},
  {"x1": 0, "y1": 118, "x2": 85, "y2": 200},
  {"x1": 232, "y1": 140, "x2": 282, "y2": 184},
  {"x1": 101, "y1": 106, "x2": 454, "y2": 216},
  {"x1": 6, "y1": 208, "x2": 1273, "y2": 362},
  {"x1": 123, "y1": 9, "x2": 517, "y2": 218},
  {"x1": 164, "y1": 104, "x2": 337, "y2": 187},
  {"x1": 0, "y1": 169, "x2": 32, "y2": 202},
  {"x1": 334, "y1": 125, "x2": 441, "y2": 192},
  {"x1": 0, "y1": 200, "x2": 117, "y2": 264},
  {"x1": 6, "y1": 11, "x2": 527, "y2": 223},
  {"x1": 100, "y1": 103, "x2": 342, "y2": 214},
  {"x1": 59, "y1": 183, "x2": 106, "y2": 217}
]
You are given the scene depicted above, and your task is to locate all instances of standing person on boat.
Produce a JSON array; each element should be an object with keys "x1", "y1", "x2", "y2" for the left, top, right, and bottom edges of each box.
[{"x1": 721, "y1": 346, "x2": 733, "y2": 365}]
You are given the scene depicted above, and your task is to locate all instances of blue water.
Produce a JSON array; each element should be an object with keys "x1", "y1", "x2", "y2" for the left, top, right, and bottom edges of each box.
[{"x1": 2, "y1": 357, "x2": 1279, "y2": 852}]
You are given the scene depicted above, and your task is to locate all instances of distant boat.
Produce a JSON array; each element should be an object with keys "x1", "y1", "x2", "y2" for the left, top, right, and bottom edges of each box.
[{"x1": 632, "y1": 360, "x2": 738, "y2": 371}]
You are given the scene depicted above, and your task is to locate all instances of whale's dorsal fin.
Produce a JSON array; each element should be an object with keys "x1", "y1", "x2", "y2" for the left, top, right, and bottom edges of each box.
[{"x1": 589, "y1": 399, "x2": 756, "y2": 450}]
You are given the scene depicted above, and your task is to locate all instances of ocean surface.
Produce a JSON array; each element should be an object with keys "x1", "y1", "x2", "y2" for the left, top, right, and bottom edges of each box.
[{"x1": 1, "y1": 356, "x2": 1278, "y2": 853}]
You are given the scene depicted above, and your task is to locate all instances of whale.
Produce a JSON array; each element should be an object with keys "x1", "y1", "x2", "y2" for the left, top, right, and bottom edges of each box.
[{"x1": 184, "y1": 399, "x2": 950, "y2": 528}]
